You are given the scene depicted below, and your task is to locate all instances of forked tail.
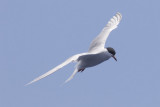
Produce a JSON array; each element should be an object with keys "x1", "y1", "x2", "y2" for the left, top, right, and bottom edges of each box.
[{"x1": 64, "y1": 68, "x2": 78, "y2": 83}]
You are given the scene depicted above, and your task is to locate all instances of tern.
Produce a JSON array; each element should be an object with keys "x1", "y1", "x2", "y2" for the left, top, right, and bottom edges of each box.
[{"x1": 26, "y1": 12, "x2": 122, "y2": 85}]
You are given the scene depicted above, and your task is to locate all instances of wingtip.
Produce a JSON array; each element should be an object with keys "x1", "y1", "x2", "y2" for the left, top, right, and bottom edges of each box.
[
  {"x1": 106, "y1": 12, "x2": 122, "y2": 30},
  {"x1": 24, "y1": 81, "x2": 33, "y2": 86},
  {"x1": 24, "y1": 83, "x2": 30, "y2": 86},
  {"x1": 25, "y1": 78, "x2": 38, "y2": 86},
  {"x1": 116, "y1": 12, "x2": 122, "y2": 19},
  {"x1": 116, "y1": 12, "x2": 121, "y2": 14},
  {"x1": 116, "y1": 12, "x2": 121, "y2": 15}
]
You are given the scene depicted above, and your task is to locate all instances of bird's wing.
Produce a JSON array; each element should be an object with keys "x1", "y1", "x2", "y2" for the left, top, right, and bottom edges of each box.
[
  {"x1": 88, "y1": 12, "x2": 122, "y2": 53},
  {"x1": 25, "y1": 53, "x2": 86, "y2": 85}
]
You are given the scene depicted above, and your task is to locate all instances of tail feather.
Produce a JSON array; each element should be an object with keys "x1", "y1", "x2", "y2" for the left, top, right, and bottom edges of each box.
[{"x1": 64, "y1": 68, "x2": 78, "y2": 83}]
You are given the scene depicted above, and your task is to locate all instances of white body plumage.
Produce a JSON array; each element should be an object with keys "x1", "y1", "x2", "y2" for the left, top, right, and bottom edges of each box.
[{"x1": 26, "y1": 12, "x2": 122, "y2": 85}]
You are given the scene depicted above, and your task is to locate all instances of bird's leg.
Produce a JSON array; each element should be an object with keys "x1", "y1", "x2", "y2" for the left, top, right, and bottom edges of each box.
[
  {"x1": 78, "y1": 68, "x2": 85, "y2": 72},
  {"x1": 81, "y1": 68, "x2": 85, "y2": 72}
]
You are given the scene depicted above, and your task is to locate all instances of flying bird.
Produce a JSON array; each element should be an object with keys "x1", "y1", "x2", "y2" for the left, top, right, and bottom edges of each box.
[{"x1": 26, "y1": 12, "x2": 122, "y2": 85}]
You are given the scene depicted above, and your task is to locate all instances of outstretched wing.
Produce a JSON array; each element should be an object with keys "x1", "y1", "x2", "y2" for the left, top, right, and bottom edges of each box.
[
  {"x1": 25, "y1": 53, "x2": 86, "y2": 85},
  {"x1": 88, "y1": 12, "x2": 122, "y2": 53}
]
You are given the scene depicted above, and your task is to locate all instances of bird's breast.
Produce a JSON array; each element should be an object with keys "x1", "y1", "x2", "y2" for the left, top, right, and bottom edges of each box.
[{"x1": 77, "y1": 52, "x2": 111, "y2": 68}]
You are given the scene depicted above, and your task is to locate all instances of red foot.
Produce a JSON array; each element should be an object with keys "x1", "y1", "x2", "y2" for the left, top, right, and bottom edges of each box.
[{"x1": 78, "y1": 68, "x2": 85, "y2": 72}]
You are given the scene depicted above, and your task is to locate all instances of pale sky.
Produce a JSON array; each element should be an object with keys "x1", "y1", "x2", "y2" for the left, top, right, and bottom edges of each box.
[{"x1": 1, "y1": 0, "x2": 160, "y2": 107}]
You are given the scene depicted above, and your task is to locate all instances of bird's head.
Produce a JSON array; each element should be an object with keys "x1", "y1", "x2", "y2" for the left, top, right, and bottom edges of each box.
[{"x1": 106, "y1": 47, "x2": 117, "y2": 61}]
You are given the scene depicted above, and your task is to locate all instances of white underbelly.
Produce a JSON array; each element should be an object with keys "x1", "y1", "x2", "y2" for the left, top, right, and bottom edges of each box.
[{"x1": 78, "y1": 52, "x2": 110, "y2": 68}]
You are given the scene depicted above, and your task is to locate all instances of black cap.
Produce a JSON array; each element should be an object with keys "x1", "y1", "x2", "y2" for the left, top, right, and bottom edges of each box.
[{"x1": 106, "y1": 47, "x2": 116, "y2": 55}]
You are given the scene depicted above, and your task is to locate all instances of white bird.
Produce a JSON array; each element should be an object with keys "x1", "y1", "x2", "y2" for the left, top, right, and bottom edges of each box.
[{"x1": 26, "y1": 12, "x2": 122, "y2": 85}]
